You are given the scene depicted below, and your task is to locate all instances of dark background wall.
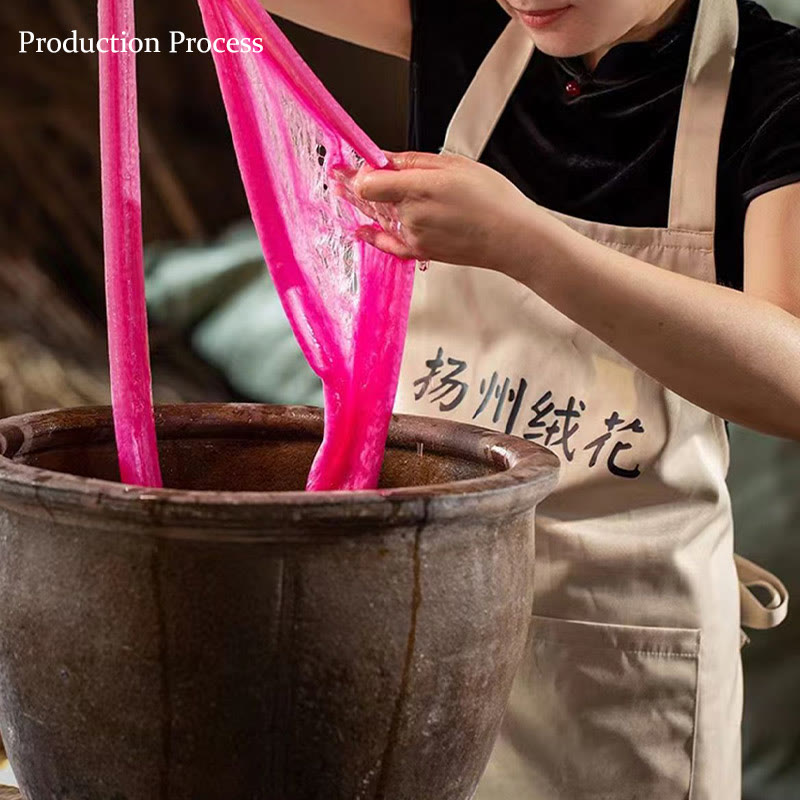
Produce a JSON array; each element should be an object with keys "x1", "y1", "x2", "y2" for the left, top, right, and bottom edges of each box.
[
  {"x1": 0, "y1": 0, "x2": 408, "y2": 415},
  {"x1": 0, "y1": 0, "x2": 408, "y2": 305}
]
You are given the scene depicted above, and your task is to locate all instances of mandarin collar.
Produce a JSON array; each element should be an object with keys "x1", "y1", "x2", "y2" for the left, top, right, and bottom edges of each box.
[{"x1": 555, "y1": 0, "x2": 700, "y2": 85}]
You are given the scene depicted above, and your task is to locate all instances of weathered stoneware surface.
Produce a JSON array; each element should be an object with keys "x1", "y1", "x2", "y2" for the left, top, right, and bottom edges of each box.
[{"x1": 0, "y1": 404, "x2": 558, "y2": 800}]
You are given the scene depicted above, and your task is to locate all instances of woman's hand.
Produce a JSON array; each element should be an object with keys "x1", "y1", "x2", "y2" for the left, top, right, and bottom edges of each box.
[
  {"x1": 343, "y1": 153, "x2": 800, "y2": 442},
  {"x1": 341, "y1": 152, "x2": 542, "y2": 274}
]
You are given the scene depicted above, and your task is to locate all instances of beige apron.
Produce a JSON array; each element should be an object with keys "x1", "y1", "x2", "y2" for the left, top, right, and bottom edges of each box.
[{"x1": 394, "y1": 0, "x2": 789, "y2": 797}]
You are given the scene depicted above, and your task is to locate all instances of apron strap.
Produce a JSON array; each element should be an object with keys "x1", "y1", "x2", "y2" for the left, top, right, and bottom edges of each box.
[
  {"x1": 442, "y1": 20, "x2": 534, "y2": 159},
  {"x1": 736, "y1": 554, "x2": 789, "y2": 630},
  {"x1": 441, "y1": 0, "x2": 739, "y2": 234},
  {"x1": 669, "y1": 0, "x2": 739, "y2": 232}
]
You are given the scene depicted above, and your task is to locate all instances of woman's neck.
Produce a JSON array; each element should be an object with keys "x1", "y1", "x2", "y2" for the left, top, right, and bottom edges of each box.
[{"x1": 583, "y1": 0, "x2": 691, "y2": 71}]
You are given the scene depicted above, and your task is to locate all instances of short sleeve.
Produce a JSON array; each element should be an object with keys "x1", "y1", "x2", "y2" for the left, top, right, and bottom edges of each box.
[{"x1": 740, "y1": 86, "x2": 800, "y2": 205}]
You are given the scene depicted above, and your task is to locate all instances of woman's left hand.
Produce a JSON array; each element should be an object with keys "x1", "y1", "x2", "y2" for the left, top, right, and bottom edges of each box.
[{"x1": 339, "y1": 151, "x2": 539, "y2": 272}]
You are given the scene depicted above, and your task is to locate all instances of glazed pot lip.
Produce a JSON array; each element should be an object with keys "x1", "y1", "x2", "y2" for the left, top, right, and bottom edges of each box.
[{"x1": 0, "y1": 404, "x2": 560, "y2": 533}]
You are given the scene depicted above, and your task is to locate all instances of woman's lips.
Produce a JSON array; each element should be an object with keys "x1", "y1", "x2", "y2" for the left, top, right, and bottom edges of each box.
[{"x1": 515, "y1": 6, "x2": 572, "y2": 29}]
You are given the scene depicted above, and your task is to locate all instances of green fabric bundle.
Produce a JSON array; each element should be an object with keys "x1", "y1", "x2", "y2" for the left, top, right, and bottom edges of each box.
[{"x1": 145, "y1": 223, "x2": 322, "y2": 407}]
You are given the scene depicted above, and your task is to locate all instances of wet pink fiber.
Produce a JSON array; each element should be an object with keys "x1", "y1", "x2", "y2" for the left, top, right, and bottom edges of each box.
[
  {"x1": 98, "y1": 0, "x2": 163, "y2": 487},
  {"x1": 196, "y1": 0, "x2": 415, "y2": 490}
]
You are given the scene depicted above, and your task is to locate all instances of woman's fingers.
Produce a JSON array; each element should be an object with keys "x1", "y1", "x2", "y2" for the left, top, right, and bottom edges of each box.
[
  {"x1": 353, "y1": 151, "x2": 446, "y2": 202},
  {"x1": 333, "y1": 179, "x2": 385, "y2": 223},
  {"x1": 356, "y1": 226, "x2": 416, "y2": 260},
  {"x1": 354, "y1": 168, "x2": 418, "y2": 203},
  {"x1": 335, "y1": 151, "x2": 451, "y2": 257},
  {"x1": 335, "y1": 150, "x2": 446, "y2": 205},
  {"x1": 385, "y1": 151, "x2": 443, "y2": 170},
  {"x1": 334, "y1": 167, "x2": 405, "y2": 230}
]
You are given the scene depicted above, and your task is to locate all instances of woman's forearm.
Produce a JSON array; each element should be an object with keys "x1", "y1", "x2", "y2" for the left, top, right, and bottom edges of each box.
[
  {"x1": 506, "y1": 212, "x2": 800, "y2": 439},
  {"x1": 348, "y1": 154, "x2": 800, "y2": 438}
]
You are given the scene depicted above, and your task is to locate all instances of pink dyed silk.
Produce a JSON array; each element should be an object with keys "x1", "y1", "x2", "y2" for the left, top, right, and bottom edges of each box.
[
  {"x1": 99, "y1": 0, "x2": 163, "y2": 487},
  {"x1": 196, "y1": 0, "x2": 414, "y2": 490}
]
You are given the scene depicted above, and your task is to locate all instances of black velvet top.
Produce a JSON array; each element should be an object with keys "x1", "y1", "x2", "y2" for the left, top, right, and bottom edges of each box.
[{"x1": 409, "y1": 0, "x2": 800, "y2": 290}]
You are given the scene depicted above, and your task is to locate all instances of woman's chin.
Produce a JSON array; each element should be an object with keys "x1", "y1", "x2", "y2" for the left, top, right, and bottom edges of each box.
[
  {"x1": 526, "y1": 33, "x2": 594, "y2": 59},
  {"x1": 523, "y1": 24, "x2": 616, "y2": 63},
  {"x1": 511, "y1": 10, "x2": 612, "y2": 61}
]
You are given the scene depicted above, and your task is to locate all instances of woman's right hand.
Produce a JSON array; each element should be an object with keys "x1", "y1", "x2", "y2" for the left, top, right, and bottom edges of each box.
[{"x1": 258, "y1": 0, "x2": 412, "y2": 59}]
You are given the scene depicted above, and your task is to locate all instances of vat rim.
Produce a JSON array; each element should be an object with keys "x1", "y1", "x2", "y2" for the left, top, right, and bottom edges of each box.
[{"x1": 0, "y1": 403, "x2": 560, "y2": 535}]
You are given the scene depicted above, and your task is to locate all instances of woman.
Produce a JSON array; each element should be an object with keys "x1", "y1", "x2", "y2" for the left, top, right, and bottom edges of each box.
[{"x1": 263, "y1": 1, "x2": 798, "y2": 797}]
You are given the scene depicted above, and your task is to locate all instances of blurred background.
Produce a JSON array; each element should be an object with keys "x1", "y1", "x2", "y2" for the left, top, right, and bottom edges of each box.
[
  {"x1": 0, "y1": 0, "x2": 407, "y2": 416},
  {"x1": 0, "y1": 0, "x2": 797, "y2": 796}
]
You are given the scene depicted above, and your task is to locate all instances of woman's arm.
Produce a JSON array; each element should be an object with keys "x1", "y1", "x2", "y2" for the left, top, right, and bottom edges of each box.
[
  {"x1": 259, "y1": 0, "x2": 412, "y2": 58},
  {"x1": 348, "y1": 154, "x2": 800, "y2": 439},
  {"x1": 518, "y1": 186, "x2": 800, "y2": 439},
  {"x1": 744, "y1": 183, "x2": 800, "y2": 313}
]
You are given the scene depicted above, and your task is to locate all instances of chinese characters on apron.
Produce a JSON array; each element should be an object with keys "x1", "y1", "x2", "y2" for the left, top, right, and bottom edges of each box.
[{"x1": 394, "y1": 0, "x2": 789, "y2": 796}]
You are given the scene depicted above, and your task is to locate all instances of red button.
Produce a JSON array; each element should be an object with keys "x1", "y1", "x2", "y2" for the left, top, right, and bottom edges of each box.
[{"x1": 565, "y1": 80, "x2": 582, "y2": 98}]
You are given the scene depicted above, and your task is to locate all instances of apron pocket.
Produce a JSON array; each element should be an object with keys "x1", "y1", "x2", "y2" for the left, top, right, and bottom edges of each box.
[{"x1": 503, "y1": 615, "x2": 701, "y2": 800}]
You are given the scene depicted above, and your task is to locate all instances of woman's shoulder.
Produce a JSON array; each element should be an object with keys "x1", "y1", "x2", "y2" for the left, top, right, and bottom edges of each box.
[
  {"x1": 736, "y1": 1, "x2": 800, "y2": 89},
  {"x1": 724, "y1": 1, "x2": 800, "y2": 200}
]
